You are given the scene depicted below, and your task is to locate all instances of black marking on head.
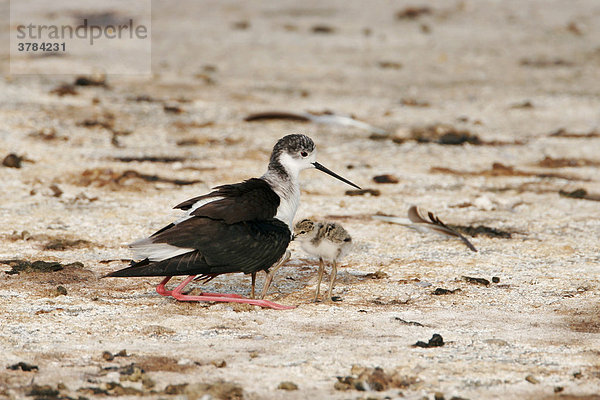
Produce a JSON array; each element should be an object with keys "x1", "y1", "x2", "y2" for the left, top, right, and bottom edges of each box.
[{"x1": 269, "y1": 134, "x2": 315, "y2": 165}]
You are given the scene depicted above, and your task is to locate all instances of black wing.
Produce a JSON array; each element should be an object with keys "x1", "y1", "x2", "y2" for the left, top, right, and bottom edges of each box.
[
  {"x1": 107, "y1": 217, "x2": 291, "y2": 277},
  {"x1": 173, "y1": 178, "x2": 279, "y2": 224}
]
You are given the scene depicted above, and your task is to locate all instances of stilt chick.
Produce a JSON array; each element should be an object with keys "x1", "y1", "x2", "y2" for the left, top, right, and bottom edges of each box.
[{"x1": 293, "y1": 219, "x2": 352, "y2": 302}]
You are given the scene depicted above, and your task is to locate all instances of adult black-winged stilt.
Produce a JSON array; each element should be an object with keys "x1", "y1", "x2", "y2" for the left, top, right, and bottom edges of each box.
[{"x1": 106, "y1": 134, "x2": 360, "y2": 309}]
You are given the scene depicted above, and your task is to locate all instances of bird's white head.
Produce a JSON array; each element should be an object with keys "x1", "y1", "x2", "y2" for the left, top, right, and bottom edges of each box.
[
  {"x1": 268, "y1": 134, "x2": 317, "y2": 179},
  {"x1": 268, "y1": 134, "x2": 361, "y2": 189}
]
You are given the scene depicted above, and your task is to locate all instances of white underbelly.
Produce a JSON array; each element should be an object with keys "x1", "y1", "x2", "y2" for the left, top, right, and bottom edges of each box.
[
  {"x1": 301, "y1": 240, "x2": 351, "y2": 262},
  {"x1": 275, "y1": 191, "x2": 300, "y2": 229}
]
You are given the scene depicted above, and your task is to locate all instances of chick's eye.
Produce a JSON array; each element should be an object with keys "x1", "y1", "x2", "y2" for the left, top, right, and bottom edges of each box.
[{"x1": 301, "y1": 151, "x2": 308, "y2": 157}]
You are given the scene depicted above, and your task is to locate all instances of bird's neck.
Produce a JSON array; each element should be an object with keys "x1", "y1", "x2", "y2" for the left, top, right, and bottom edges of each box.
[{"x1": 262, "y1": 163, "x2": 300, "y2": 229}]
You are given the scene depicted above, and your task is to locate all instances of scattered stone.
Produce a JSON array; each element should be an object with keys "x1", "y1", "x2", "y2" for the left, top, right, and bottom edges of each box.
[
  {"x1": 537, "y1": 156, "x2": 600, "y2": 168},
  {"x1": 492, "y1": 277, "x2": 500, "y2": 283},
  {"x1": 232, "y1": 20, "x2": 250, "y2": 30},
  {"x1": 432, "y1": 288, "x2": 461, "y2": 295},
  {"x1": 2, "y1": 153, "x2": 24, "y2": 168},
  {"x1": 142, "y1": 376, "x2": 155, "y2": 389},
  {"x1": 435, "y1": 392, "x2": 445, "y2": 400},
  {"x1": 74, "y1": 168, "x2": 202, "y2": 188},
  {"x1": 371, "y1": 298, "x2": 410, "y2": 306},
  {"x1": 7, "y1": 362, "x2": 38, "y2": 371},
  {"x1": 372, "y1": 174, "x2": 399, "y2": 184},
  {"x1": 74, "y1": 75, "x2": 107, "y2": 87},
  {"x1": 378, "y1": 61, "x2": 403, "y2": 70},
  {"x1": 50, "y1": 84, "x2": 78, "y2": 96},
  {"x1": 55, "y1": 285, "x2": 68, "y2": 296},
  {"x1": 573, "y1": 371, "x2": 582, "y2": 379},
  {"x1": 510, "y1": 100, "x2": 534, "y2": 109},
  {"x1": 394, "y1": 317, "x2": 424, "y2": 327},
  {"x1": 184, "y1": 382, "x2": 244, "y2": 400},
  {"x1": 554, "y1": 386, "x2": 564, "y2": 393},
  {"x1": 311, "y1": 25, "x2": 335, "y2": 34},
  {"x1": 119, "y1": 364, "x2": 144, "y2": 382},
  {"x1": 365, "y1": 270, "x2": 389, "y2": 279},
  {"x1": 525, "y1": 375, "x2": 539, "y2": 384},
  {"x1": 566, "y1": 21, "x2": 583, "y2": 35},
  {"x1": 549, "y1": 128, "x2": 600, "y2": 138},
  {"x1": 27, "y1": 385, "x2": 59, "y2": 398},
  {"x1": 105, "y1": 382, "x2": 144, "y2": 396},
  {"x1": 163, "y1": 383, "x2": 188, "y2": 395},
  {"x1": 211, "y1": 360, "x2": 227, "y2": 368},
  {"x1": 335, "y1": 366, "x2": 418, "y2": 392},
  {"x1": 396, "y1": 6, "x2": 432, "y2": 19},
  {"x1": 411, "y1": 124, "x2": 482, "y2": 145},
  {"x1": 331, "y1": 296, "x2": 343, "y2": 302},
  {"x1": 130, "y1": 94, "x2": 159, "y2": 102},
  {"x1": 1, "y1": 259, "x2": 70, "y2": 275},
  {"x1": 116, "y1": 349, "x2": 128, "y2": 357},
  {"x1": 484, "y1": 339, "x2": 509, "y2": 346},
  {"x1": 345, "y1": 189, "x2": 381, "y2": 196},
  {"x1": 278, "y1": 381, "x2": 299, "y2": 390},
  {"x1": 462, "y1": 276, "x2": 490, "y2": 286},
  {"x1": 111, "y1": 156, "x2": 187, "y2": 163},
  {"x1": 43, "y1": 238, "x2": 93, "y2": 251},
  {"x1": 559, "y1": 188, "x2": 587, "y2": 199},
  {"x1": 163, "y1": 104, "x2": 183, "y2": 114},
  {"x1": 49, "y1": 184, "x2": 63, "y2": 197},
  {"x1": 400, "y1": 98, "x2": 430, "y2": 107},
  {"x1": 102, "y1": 351, "x2": 114, "y2": 361},
  {"x1": 520, "y1": 58, "x2": 574, "y2": 68},
  {"x1": 413, "y1": 333, "x2": 444, "y2": 348}
]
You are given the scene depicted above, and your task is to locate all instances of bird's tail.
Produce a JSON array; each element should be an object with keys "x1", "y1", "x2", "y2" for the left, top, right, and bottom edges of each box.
[{"x1": 104, "y1": 258, "x2": 153, "y2": 277}]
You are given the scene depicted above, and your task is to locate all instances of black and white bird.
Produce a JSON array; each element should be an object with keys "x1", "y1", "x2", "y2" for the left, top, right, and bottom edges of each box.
[
  {"x1": 293, "y1": 219, "x2": 352, "y2": 302},
  {"x1": 106, "y1": 134, "x2": 360, "y2": 310}
]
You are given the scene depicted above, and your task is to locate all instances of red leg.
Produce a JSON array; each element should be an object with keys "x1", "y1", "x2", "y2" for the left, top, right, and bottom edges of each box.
[
  {"x1": 159, "y1": 275, "x2": 244, "y2": 299},
  {"x1": 156, "y1": 276, "x2": 173, "y2": 296},
  {"x1": 171, "y1": 276, "x2": 294, "y2": 310}
]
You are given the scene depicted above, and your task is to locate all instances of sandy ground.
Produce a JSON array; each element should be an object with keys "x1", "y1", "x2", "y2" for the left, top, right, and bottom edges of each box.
[{"x1": 1, "y1": 1, "x2": 600, "y2": 399}]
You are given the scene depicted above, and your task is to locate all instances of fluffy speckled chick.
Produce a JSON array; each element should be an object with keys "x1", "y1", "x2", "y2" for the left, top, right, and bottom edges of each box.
[{"x1": 293, "y1": 219, "x2": 352, "y2": 302}]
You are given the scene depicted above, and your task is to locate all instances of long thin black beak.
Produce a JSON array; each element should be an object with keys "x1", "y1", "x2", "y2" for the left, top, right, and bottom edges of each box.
[{"x1": 312, "y1": 162, "x2": 361, "y2": 189}]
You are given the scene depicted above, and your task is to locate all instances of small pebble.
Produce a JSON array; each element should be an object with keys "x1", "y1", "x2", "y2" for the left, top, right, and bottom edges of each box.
[
  {"x1": 373, "y1": 174, "x2": 399, "y2": 184},
  {"x1": 277, "y1": 381, "x2": 299, "y2": 390},
  {"x1": 55, "y1": 286, "x2": 68, "y2": 296},
  {"x1": 7, "y1": 362, "x2": 38, "y2": 371},
  {"x1": 525, "y1": 375, "x2": 539, "y2": 384},
  {"x1": 413, "y1": 333, "x2": 444, "y2": 348},
  {"x1": 211, "y1": 360, "x2": 227, "y2": 368},
  {"x1": 2, "y1": 153, "x2": 23, "y2": 168}
]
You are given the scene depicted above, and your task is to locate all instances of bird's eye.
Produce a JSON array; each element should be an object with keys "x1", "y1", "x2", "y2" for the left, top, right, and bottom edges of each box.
[{"x1": 301, "y1": 151, "x2": 308, "y2": 157}]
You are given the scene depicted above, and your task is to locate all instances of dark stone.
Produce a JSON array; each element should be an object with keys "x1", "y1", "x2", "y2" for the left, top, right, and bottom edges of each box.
[{"x1": 7, "y1": 362, "x2": 38, "y2": 371}]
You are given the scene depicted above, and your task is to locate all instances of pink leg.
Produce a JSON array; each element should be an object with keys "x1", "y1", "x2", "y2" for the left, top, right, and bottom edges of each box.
[
  {"x1": 156, "y1": 276, "x2": 173, "y2": 296},
  {"x1": 171, "y1": 276, "x2": 295, "y2": 310},
  {"x1": 158, "y1": 275, "x2": 245, "y2": 299}
]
